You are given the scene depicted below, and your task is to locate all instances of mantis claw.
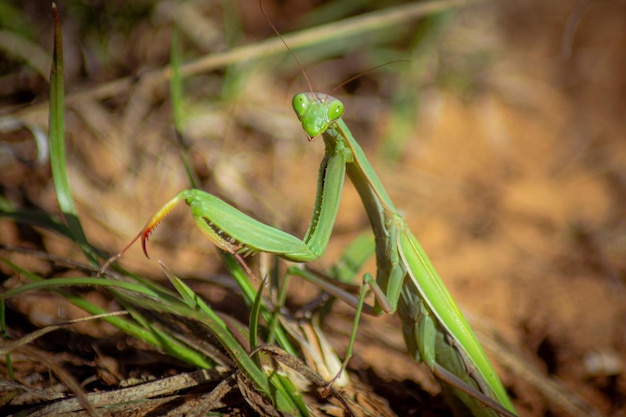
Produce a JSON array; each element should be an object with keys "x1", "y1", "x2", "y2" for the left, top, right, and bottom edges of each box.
[
  {"x1": 140, "y1": 227, "x2": 154, "y2": 258},
  {"x1": 137, "y1": 193, "x2": 186, "y2": 259}
]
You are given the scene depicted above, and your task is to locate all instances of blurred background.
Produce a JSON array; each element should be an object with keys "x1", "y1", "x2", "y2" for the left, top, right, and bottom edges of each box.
[{"x1": 1, "y1": 0, "x2": 625, "y2": 416}]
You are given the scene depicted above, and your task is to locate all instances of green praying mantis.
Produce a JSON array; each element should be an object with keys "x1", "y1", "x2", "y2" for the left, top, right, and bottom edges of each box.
[{"x1": 113, "y1": 88, "x2": 518, "y2": 416}]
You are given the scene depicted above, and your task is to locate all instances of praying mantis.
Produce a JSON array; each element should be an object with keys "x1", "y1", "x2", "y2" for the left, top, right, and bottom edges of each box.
[{"x1": 117, "y1": 89, "x2": 518, "y2": 416}]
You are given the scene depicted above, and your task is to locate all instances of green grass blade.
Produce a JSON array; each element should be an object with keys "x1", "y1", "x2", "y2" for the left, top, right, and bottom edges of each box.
[
  {"x1": 221, "y1": 253, "x2": 296, "y2": 355},
  {"x1": 1, "y1": 260, "x2": 215, "y2": 368},
  {"x1": 330, "y1": 232, "x2": 375, "y2": 284},
  {"x1": 48, "y1": 4, "x2": 93, "y2": 263},
  {"x1": 163, "y1": 265, "x2": 201, "y2": 310},
  {"x1": 248, "y1": 277, "x2": 266, "y2": 353},
  {"x1": 153, "y1": 260, "x2": 302, "y2": 414},
  {"x1": 317, "y1": 232, "x2": 375, "y2": 320},
  {"x1": 170, "y1": 26, "x2": 199, "y2": 189},
  {"x1": 0, "y1": 208, "x2": 72, "y2": 238}
]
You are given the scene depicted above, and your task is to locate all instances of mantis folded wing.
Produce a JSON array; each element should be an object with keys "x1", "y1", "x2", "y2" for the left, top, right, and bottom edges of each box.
[{"x1": 118, "y1": 92, "x2": 517, "y2": 417}]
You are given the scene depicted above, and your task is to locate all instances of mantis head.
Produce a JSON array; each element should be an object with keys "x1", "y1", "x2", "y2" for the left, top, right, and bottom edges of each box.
[{"x1": 292, "y1": 92, "x2": 344, "y2": 139}]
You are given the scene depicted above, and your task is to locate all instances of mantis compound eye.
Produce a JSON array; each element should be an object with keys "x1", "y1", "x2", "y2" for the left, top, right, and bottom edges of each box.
[
  {"x1": 292, "y1": 93, "x2": 309, "y2": 117},
  {"x1": 328, "y1": 99, "x2": 344, "y2": 121}
]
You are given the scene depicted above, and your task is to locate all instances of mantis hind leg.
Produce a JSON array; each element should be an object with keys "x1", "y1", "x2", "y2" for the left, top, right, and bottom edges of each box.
[
  {"x1": 324, "y1": 273, "x2": 371, "y2": 387},
  {"x1": 329, "y1": 263, "x2": 403, "y2": 387}
]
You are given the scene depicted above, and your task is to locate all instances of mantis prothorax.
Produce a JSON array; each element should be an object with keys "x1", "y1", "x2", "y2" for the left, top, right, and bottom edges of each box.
[{"x1": 109, "y1": 89, "x2": 518, "y2": 416}]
